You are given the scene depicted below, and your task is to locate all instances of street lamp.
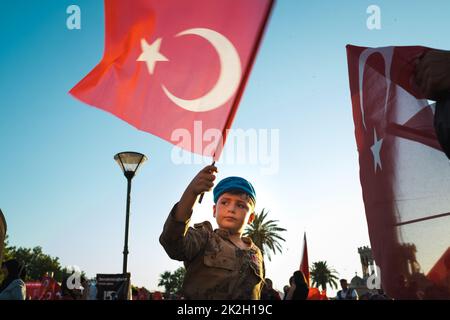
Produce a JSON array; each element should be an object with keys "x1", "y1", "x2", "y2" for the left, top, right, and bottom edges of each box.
[{"x1": 114, "y1": 151, "x2": 147, "y2": 274}]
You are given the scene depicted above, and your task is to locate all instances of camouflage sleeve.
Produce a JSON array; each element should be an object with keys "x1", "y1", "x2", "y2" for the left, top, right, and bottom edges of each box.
[{"x1": 159, "y1": 203, "x2": 211, "y2": 261}]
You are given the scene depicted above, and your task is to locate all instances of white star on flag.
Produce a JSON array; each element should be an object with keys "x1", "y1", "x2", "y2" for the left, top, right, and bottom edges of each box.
[
  {"x1": 371, "y1": 128, "x2": 384, "y2": 173},
  {"x1": 137, "y1": 38, "x2": 169, "y2": 74}
]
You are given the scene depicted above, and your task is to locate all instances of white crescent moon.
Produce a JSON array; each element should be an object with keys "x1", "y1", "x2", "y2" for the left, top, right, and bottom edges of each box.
[
  {"x1": 358, "y1": 47, "x2": 393, "y2": 130},
  {"x1": 162, "y1": 28, "x2": 242, "y2": 112}
]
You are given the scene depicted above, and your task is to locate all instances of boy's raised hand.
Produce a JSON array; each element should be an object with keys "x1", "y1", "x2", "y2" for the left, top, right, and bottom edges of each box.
[
  {"x1": 186, "y1": 165, "x2": 218, "y2": 196},
  {"x1": 174, "y1": 165, "x2": 218, "y2": 222}
]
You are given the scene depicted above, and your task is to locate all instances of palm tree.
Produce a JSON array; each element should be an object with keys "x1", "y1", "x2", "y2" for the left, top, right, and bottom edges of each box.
[
  {"x1": 244, "y1": 208, "x2": 286, "y2": 261},
  {"x1": 310, "y1": 261, "x2": 339, "y2": 291},
  {"x1": 158, "y1": 271, "x2": 174, "y2": 294},
  {"x1": 158, "y1": 267, "x2": 185, "y2": 295}
]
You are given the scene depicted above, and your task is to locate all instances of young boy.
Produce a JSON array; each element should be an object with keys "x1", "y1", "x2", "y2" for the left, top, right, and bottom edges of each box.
[{"x1": 159, "y1": 165, "x2": 265, "y2": 299}]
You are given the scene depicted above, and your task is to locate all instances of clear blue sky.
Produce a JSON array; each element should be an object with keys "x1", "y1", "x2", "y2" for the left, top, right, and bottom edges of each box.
[{"x1": 1, "y1": 0, "x2": 450, "y2": 295}]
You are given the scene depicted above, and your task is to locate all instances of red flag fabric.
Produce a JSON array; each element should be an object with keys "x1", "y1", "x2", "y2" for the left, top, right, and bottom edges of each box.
[
  {"x1": 426, "y1": 247, "x2": 450, "y2": 287},
  {"x1": 136, "y1": 287, "x2": 150, "y2": 300},
  {"x1": 25, "y1": 277, "x2": 62, "y2": 300},
  {"x1": 299, "y1": 232, "x2": 310, "y2": 287},
  {"x1": 307, "y1": 287, "x2": 321, "y2": 300},
  {"x1": 38, "y1": 276, "x2": 62, "y2": 300},
  {"x1": 25, "y1": 282, "x2": 42, "y2": 300},
  {"x1": 347, "y1": 45, "x2": 450, "y2": 299},
  {"x1": 306, "y1": 288, "x2": 328, "y2": 300},
  {"x1": 305, "y1": 287, "x2": 328, "y2": 300},
  {"x1": 70, "y1": 0, "x2": 274, "y2": 160}
]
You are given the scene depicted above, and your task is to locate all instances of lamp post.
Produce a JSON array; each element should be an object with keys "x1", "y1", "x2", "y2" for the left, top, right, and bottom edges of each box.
[{"x1": 114, "y1": 152, "x2": 147, "y2": 274}]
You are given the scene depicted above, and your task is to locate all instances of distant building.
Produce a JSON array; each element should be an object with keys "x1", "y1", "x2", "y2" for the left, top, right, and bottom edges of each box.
[
  {"x1": 349, "y1": 246, "x2": 379, "y2": 298},
  {"x1": 358, "y1": 246, "x2": 375, "y2": 278},
  {"x1": 353, "y1": 245, "x2": 449, "y2": 299}
]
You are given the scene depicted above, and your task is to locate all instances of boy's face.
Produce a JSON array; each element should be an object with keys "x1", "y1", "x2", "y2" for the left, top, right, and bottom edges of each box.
[{"x1": 213, "y1": 192, "x2": 255, "y2": 234}]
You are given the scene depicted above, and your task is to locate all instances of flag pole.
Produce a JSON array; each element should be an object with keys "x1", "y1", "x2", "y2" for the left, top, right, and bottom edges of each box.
[{"x1": 198, "y1": 159, "x2": 216, "y2": 203}]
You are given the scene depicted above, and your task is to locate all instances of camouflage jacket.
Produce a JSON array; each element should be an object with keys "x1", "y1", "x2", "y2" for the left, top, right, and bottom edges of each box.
[{"x1": 159, "y1": 203, "x2": 265, "y2": 300}]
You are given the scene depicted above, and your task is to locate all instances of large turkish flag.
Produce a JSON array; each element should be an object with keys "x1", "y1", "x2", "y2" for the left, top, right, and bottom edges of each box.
[{"x1": 70, "y1": 0, "x2": 274, "y2": 159}]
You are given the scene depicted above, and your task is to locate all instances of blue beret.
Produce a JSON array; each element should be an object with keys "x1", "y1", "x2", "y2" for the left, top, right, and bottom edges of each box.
[{"x1": 213, "y1": 176, "x2": 256, "y2": 204}]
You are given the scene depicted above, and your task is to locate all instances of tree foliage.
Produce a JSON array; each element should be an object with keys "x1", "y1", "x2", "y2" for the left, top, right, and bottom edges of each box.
[
  {"x1": 158, "y1": 267, "x2": 185, "y2": 295},
  {"x1": 244, "y1": 208, "x2": 286, "y2": 261},
  {"x1": 310, "y1": 261, "x2": 339, "y2": 291},
  {"x1": 2, "y1": 236, "x2": 72, "y2": 283}
]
